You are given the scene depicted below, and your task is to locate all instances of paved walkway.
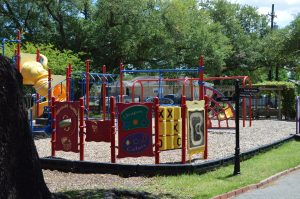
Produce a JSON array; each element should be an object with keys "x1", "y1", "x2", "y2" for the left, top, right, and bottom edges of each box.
[{"x1": 234, "y1": 169, "x2": 300, "y2": 199}]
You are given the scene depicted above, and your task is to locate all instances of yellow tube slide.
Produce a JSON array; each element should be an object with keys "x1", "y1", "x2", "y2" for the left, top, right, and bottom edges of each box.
[{"x1": 20, "y1": 53, "x2": 66, "y2": 117}]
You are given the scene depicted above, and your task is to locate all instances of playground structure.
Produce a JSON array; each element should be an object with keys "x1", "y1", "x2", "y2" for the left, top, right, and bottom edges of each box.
[
  {"x1": 1, "y1": 30, "x2": 21, "y2": 71},
  {"x1": 49, "y1": 56, "x2": 253, "y2": 163},
  {"x1": 128, "y1": 76, "x2": 252, "y2": 129},
  {"x1": 50, "y1": 60, "x2": 210, "y2": 163},
  {"x1": 3, "y1": 30, "x2": 255, "y2": 164}
]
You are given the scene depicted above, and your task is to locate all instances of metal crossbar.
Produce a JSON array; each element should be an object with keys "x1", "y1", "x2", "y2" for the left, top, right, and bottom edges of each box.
[{"x1": 121, "y1": 68, "x2": 203, "y2": 73}]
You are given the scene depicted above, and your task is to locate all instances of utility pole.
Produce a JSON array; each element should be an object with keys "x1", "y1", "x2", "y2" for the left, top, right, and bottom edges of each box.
[
  {"x1": 270, "y1": 4, "x2": 275, "y2": 30},
  {"x1": 268, "y1": 4, "x2": 276, "y2": 81},
  {"x1": 269, "y1": 4, "x2": 280, "y2": 108}
]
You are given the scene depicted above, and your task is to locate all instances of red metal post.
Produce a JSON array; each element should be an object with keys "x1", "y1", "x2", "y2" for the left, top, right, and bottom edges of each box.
[
  {"x1": 154, "y1": 97, "x2": 160, "y2": 164},
  {"x1": 242, "y1": 79, "x2": 246, "y2": 127},
  {"x1": 132, "y1": 82, "x2": 136, "y2": 102},
  {"x1": 120, "y1": 63, "x2": 123, "y2": 103},
  {"x1": 85, "y1": 60, "x2": 90, "y2": 116},
  {"x1": 204, "y1": 95, "x2": 209, "y2": 159},
  {"x1": 110, "y1": 96, "x2": 116, "y2": 163},
  {"x1": 16, "y1": 30, "x2": 21, "y2": 71},
  {"x1": 48, "y1": 69, "x2": 52, "y2": 108},
  {"x1": 182, "y1": 79, "x2": 187, "y2": 97},
  {"x1": 190, "y1": 80, "x2": 194, "y2": 100},
  {"x1": 79, "y1": 98, "x2": 84, "y2": 161},
  {"x1": 102, "y1": 65, "x2": 107, "y2": 120},
  {"x1": 66, "y1": 67, "x2": 69, "y2": 101},
  {"x1": 68, "y1": 64, "x2": 72, "y2": 101},
  {"x1": 131, "y1": 80, "x2": 138, "y2": 102},
  {"x1": 244, "y1": 77, "x2": 253, "y2": 127},
  {"x1": 199, "y1": 55, "x2": 204, "y2": 100},
  {"x1": 181, "y1": 96, "x2": 187, "y2": 164},
  {"x1": 51, "y1": 97, "x2": 56, "y2": 157},
  {"x1": 36, "y1": 48, "x2": 41, "y2": 117},
  {"x1": 140, "y1": 81, "x2": 144, "y2": 102},
  {"x1": 36, "y1": 49, "x2": 40, "y2": 62}
]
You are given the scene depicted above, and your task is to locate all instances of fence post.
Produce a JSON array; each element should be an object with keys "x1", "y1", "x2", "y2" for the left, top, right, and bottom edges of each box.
[
  {"x1": 51, "y1": 97, "x2": 56, "y2": 157},
  {"x1": 154, "y1": 97, "x2": 160, "y2": 164},
  {"x1": 181, "y1": 96, "x2": 186, "y2": 164},
  {"x1": 102, "y1": 65, "x2": 107, "y2": 120},
  {"x1": 204, "y1": 95, "x2": 209, "y2": 159},
  {"x1": 110, "y1": 96, "x2": 116, "y2": 163},
  {"x1": 79, "y1": 98, "x2": 84, "y2": 161}
]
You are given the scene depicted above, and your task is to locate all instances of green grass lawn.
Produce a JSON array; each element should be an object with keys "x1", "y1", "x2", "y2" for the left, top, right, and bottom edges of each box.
[{"x1": 62, "y1": 140, "x2": 300, "y2": 199}]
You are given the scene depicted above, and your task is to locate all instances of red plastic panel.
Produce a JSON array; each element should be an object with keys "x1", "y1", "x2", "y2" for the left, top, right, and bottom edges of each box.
[
  {"x1": 85, "y1": 120, "x2": 111, "y2": 142},
  {"x1": 117, "y1": 103, "x2": 154, "y2": 158},
  {"x1": 55, "y1": 101, "x2": 79, "y2": 153}
]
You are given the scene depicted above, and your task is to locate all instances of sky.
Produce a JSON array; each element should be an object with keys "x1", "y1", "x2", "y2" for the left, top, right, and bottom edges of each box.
[{"x1": 229, "y1": 0, "x2": 300, "y2": 28}]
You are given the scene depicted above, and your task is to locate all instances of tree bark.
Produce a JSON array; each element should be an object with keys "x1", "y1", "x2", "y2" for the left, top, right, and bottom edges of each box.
[{"x1": 0, "y1": 55, "x2": 53, "y2": 199}]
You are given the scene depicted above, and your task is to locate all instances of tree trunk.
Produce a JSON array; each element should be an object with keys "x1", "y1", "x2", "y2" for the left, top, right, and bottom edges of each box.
[{"x1": 0, "y1": 55, "x2": 53, "y2": 199}]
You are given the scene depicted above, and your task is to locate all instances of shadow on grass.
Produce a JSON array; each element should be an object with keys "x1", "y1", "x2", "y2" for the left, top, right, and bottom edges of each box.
[
  {"x1": 57, "y1": 188, "x2": 179, "y2": 199},
  {"x1": 216, "y1": 173, "x2": 237, "y2": 180}
]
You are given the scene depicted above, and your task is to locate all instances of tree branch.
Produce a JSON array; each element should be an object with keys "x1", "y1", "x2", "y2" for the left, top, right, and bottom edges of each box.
[{"x1": 2, "y1": 1, "x2": 21, "y2": 28}]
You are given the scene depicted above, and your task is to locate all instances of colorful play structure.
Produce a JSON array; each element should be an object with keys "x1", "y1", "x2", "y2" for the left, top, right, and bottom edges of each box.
[{"x1": 2, "y1": 30, "x2": 255, "y2": 164}]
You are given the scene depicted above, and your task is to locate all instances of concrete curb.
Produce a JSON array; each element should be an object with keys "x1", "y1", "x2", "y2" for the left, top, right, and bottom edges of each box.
[{"x1": 211, "y1": 165, "x2": 300, "y2": 199}]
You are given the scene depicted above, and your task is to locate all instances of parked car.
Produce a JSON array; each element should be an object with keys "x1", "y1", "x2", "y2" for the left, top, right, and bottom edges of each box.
[
  {"x1": 164, "y1": 94, "x2": 181, "y2": 104},
  {"x1": 145, "y1": 96, "x2": 174, "y2": 105}
]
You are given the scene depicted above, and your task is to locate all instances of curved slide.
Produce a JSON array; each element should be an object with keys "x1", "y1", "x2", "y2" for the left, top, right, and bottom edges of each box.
[
  {"x1": 20, "y1": 53, "x2": 66, "y2": 117},
  {"x1": 204, "y1": 86, "x2": 235, "y2": 128}
]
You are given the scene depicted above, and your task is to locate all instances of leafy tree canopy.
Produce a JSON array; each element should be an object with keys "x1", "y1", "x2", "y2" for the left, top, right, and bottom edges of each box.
[{"x1": 0, "y1": 0, "x2": 299, "y2": 83}]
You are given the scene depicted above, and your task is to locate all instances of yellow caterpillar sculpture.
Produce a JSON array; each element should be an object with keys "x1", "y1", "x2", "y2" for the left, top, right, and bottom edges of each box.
[{"x1": 20, "y1": 53, "x2": 66, "y2": 117}]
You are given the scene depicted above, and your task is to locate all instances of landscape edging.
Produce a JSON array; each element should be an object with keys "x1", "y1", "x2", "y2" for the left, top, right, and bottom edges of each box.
[{"x1": 40, "y1": 134, "x2": 296, "y2": 177}]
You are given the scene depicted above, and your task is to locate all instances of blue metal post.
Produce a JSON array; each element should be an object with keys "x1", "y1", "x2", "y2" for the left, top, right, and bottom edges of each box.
[
  {"x1": 30, "y1": 108, "x2": 33, "y2": 132},
  {"x1": 158, "y1": 72, "x2": 163, "y2": 99}
]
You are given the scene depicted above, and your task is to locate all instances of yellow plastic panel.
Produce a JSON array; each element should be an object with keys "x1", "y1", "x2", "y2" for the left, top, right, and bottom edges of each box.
[
  {"x1": 173, "y1": 106, "x2": 181, "y2": 120},
  {"x1": 159, "y1": 135, "x2": 175, "y2": 150},
  {"x1": 159, "y1": 120, "x2": 166, "y2": 136},
  {"x1": 166, "y1": 135, "x2": 174, "y2": 149},
  {"x1": 173, "y1": 134, "x2": 182, "y2": 149},
  {"x1": 186, "y1": 100, "x2": 205, "y2": 110},
  {"x1": 159, "y1": 136, "x2": 167, "y2": 150},
  {"x1": 158, "y1": 106, "x2": 167, "y2": 121},
  {"x1": 165, "y1": 107, "x2": 174, "y2": 120},
  {"x1": 173, "y1": 120, "x2": 182, "y2": 135},
  {"x1": 165, "y1": 120, "x2": 174, "y2": 135}
]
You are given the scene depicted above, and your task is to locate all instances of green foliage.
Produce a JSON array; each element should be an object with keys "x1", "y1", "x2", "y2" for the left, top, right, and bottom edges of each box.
[
  {"x1": 0, "y1": 0, "x2": 299, "y2": 82},
  {"x1": 254, "y1": 81, "x2": 295, "y2": 88},
  {"x1": 203, "y1": 0, "x2": 270, "y2": 76},
  {"x1": 284, "y1": 14, "x2": 300, "y2": 80},
  {"x1": 282, "y1": 87, "x2": 296, "y2": 119},
  {"x1": 4, "y1": 42, "x2": 84, "y2": 75},
  {"x1": 254, "y1": 81, "x2": 296, "y2": 119}
]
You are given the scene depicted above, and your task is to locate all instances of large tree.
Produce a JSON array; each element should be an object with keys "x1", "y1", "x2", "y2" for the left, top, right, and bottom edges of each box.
[
  {"x1": 284, "y1": 14, "x2": 300, "y2": 79},
  {"x1": 90, "y1": 0, "x2": 231, "y2": 74},
  {"x1": 1, "y1": 0, "x2": 298, "y2": 81},
  {"x1": 0, "y1": 55, "x2": 53, "y2": 199},
  {"x1": 203, "y1": 0, "x2": 270, "y2": 76}
]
